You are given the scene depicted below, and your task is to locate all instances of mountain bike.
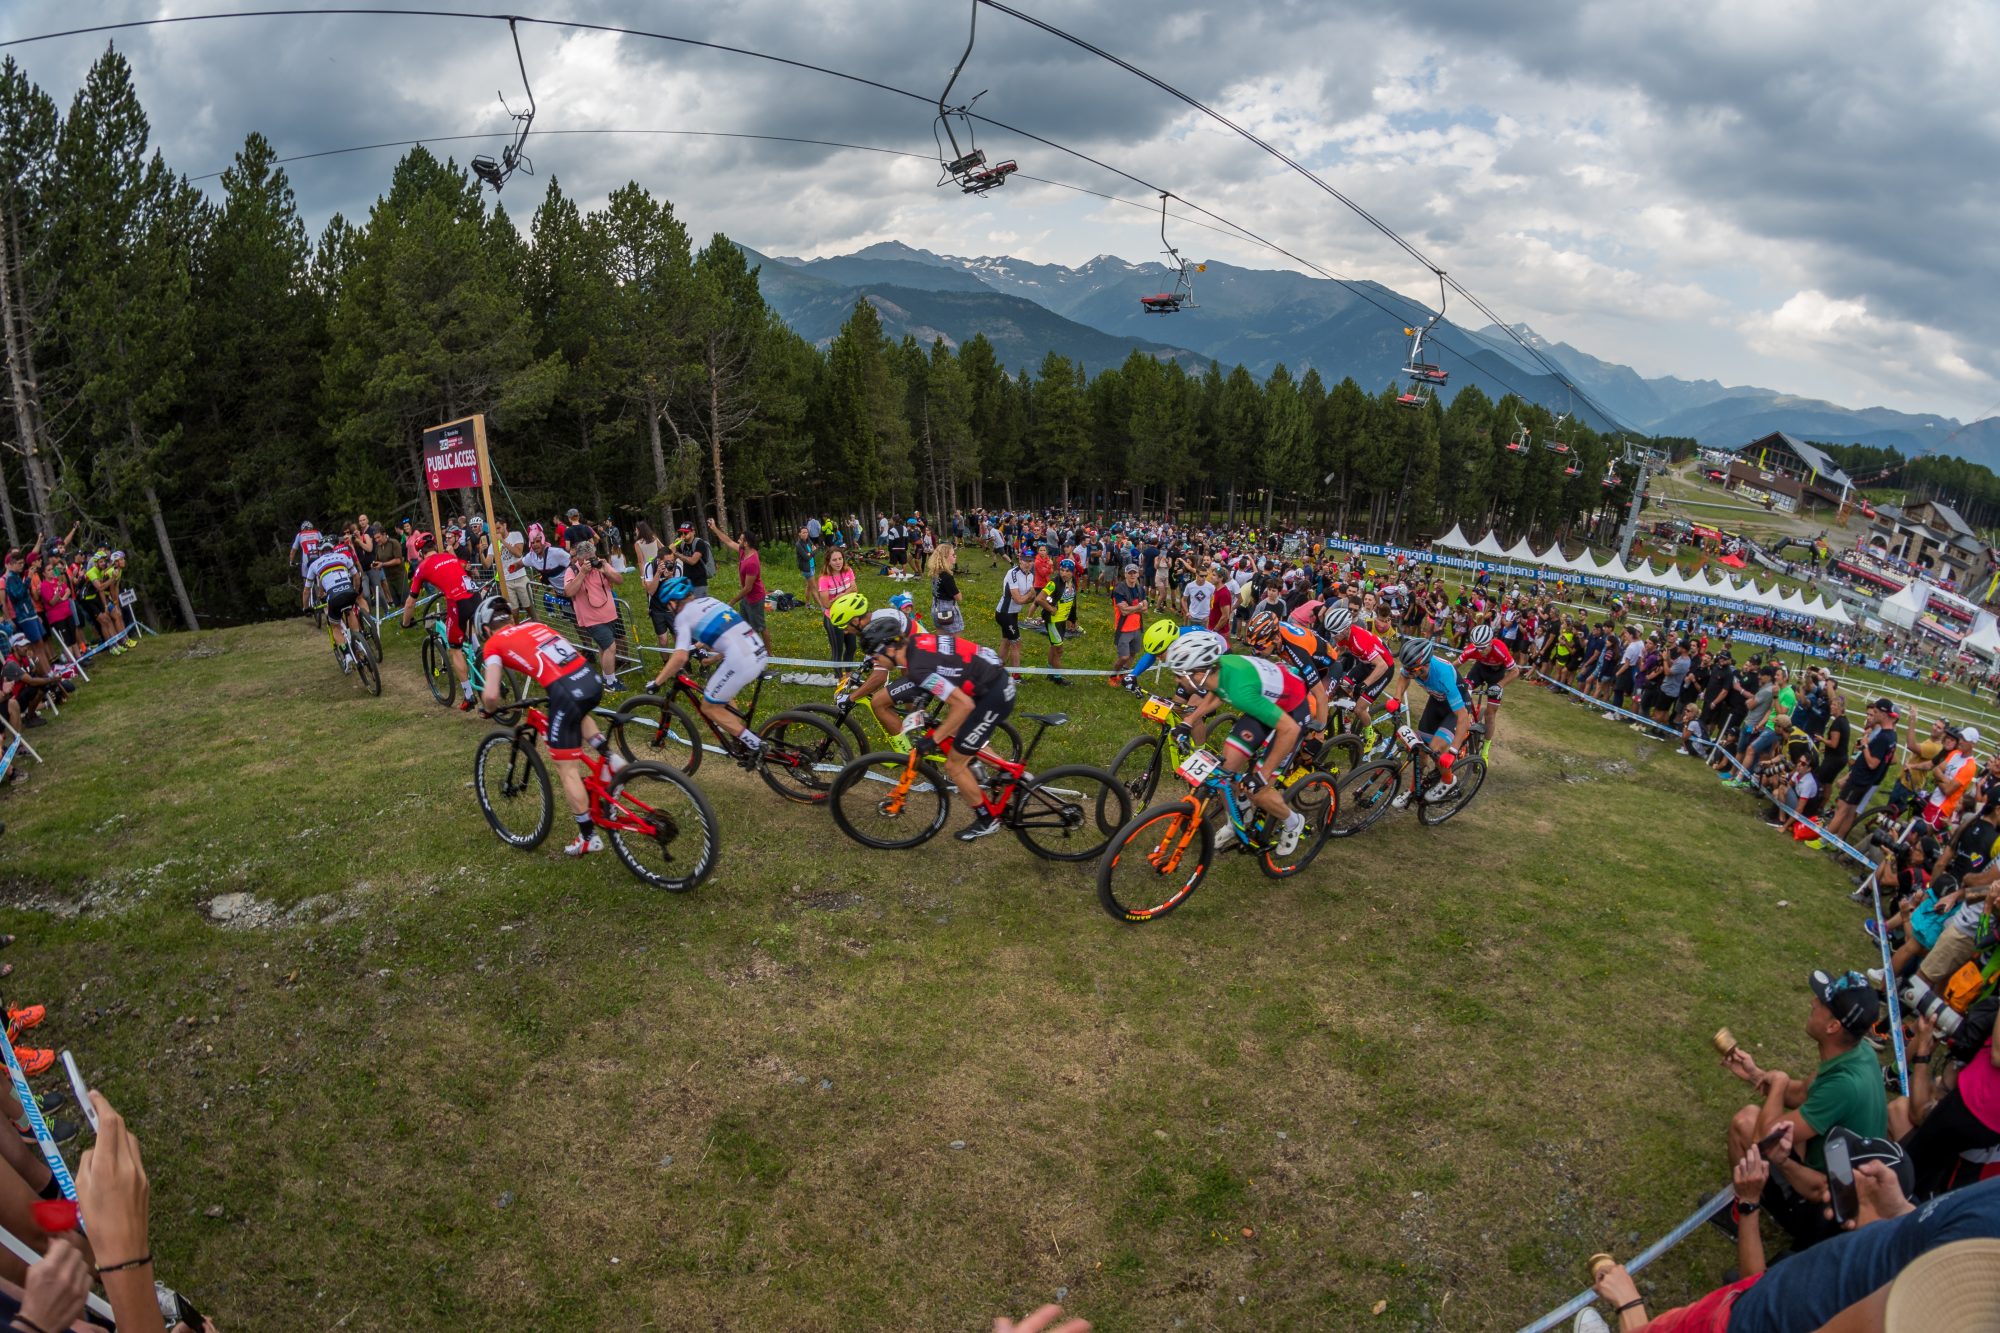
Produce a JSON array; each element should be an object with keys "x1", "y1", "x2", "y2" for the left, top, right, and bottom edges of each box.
[
  {"x1": 800, "y1": 661, "x2": 1023, "y2": 765},
  {"x1": 1107, "y1": 688, "x2": 1235, "y2": 807},
  {"x1": 418, "y1": 599, "x2": 523, "y2": 709},
  {"x1": 314, "y1": 600, "x2": 380, "y2": 697},
  {"x1": 828, "y1": 709, "x2": 1129, "y2": 860},
  {"x1": 1335, "y1": 701, "x2": 1488, "y2": 835},
  {"x1": 1096, "y1": 746, "x2": 1341, "y2": 923},
  {"x1": 474, "y1": 697, "x2": 720, "y2": 892},
  {"x1": 609, "y1": 663, "x2": 851, "y2": 804}
]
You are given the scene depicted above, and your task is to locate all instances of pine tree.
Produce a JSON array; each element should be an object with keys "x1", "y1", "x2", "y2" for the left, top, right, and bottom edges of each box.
[{"x1": 594, "y1": 182, "x2": 693, "y2": 531}]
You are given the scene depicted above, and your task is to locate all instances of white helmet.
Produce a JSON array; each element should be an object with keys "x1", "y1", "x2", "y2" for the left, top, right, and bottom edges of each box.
[
  {"x1": 1470, "y1": 623, "x2": 1494, "y2": 649},
  {"x1": 1319, "y1": 603, "x2": 1353, "y2": 638},
  {"x1": 1163, "y1": 629, "x2": 1226, "y2": 676}
]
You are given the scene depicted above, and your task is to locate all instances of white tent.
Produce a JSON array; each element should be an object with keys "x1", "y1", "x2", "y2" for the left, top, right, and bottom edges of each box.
[{"x1": 1435, "y1": 524, "x2": 1473, "y2": 552}]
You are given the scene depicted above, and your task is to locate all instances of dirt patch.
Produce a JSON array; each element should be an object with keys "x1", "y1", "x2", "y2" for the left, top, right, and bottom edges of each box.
[{"x1": 202, "y1": 891, "x2": 359, "y2": 931}]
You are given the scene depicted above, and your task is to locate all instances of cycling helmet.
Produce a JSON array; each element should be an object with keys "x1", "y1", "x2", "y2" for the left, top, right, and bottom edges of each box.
[
  {"x1": 1059, "y1": 558, "x2": 1076, "y2": 572},
  {"x1": 888, "y1": 591, "x2": 914, "y2": 613},
  {"x1": 867, "y1": 607, "x2": 910, "y2": 635},
  {"x1": 656, "y1": 575, "x2": 693, "y2": 605},
  {"x1": 1142, "y1": 619, "x2": 1182, "y2": 657},
  {"x1": 1397, "y1": 636, "x2": 1435, "y2": 674},
  {"x1": 1244, "y1": 609, "x2": 1282, "y2": 650},
  {"x1": 1470, "y1": 623, "x2": 1494, "y2": 650},
  {"x1": 299, "y1": 520, "x2": 316, "y2": 532},
  {"x1": 1162, "y1": 629, "x2": 1226, "y2": 676},
  {"x1": 472, "y1": 596, "x2": 512, "y2": 638},
  {"x1": 827, "y1": 590, "x2": 870, "y2": 629},
  {"x1": 409, "y1": 530, "x2": 433, "y2": 555},
  {"x1": 857, "y1": 615, "x2": 908, "y2": 656},
  {"x1": 1319, "y1": 603, "x2": 1353, "y2": 639}
]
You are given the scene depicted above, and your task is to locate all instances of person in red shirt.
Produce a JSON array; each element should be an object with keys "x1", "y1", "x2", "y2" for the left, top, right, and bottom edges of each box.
[
  {"x1": 1458, "y1": 622, "x2": 1518, "y2": 757},
  {"x1": 479, "y1": 611, "x2": 616, "y2": 856},
  {"x1": 1320, "y1": 602, "x2": 1394, "y2": 734},
  {"x1": 397, "y1": 532, "x2": 483, "y2": 709}
]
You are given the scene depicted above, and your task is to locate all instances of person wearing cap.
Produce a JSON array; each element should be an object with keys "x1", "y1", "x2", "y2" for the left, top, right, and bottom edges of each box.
[
  {"x1": 1918, "y1": 724, "x2": 1979, "y2": 831},
  {"x1": 1107, "y1": 563, "x2": 1148, "y2": 681},
  {"x1": 674, "y1": 523, "x2": 712, "y2": 601},
  {"x1": 1722, "y1": 969, "x2": 1888, "y2": 1248},
  {"x1": 1828, "y1": 699, "x2": 1902, "y2": 841},
  {"x1": 560, "y1": 507, "x2": 593, "y2": 549}
]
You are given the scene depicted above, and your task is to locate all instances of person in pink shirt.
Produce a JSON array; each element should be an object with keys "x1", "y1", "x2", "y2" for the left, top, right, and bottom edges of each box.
[
  {"x1": 813, "y1": 547, "x2": 858, "y2": 662},
  {"x1": 1902, "y1": 1011, "x2": 2000, "y2": 1196},
  {"x1": 562, "y1": 538, "x2": 626, "y2": 679},
  {"x1": 707, "y1": 517, "x2": 765, "y2": 638},
  {"x1": 34, "y1": 556, "x2": 76, "y2": 653}
]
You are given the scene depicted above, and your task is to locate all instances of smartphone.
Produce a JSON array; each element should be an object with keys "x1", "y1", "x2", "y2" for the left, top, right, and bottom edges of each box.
[
  {"x1": 1826, "y1": 1135, "x2": 1858, "y2": 1226},
  {"x1": 1757, "y1": 1122, "x2": 1790, "y2": 1156},
  {"x1": 59, "y1": 1052, "x2": 97, "y2": 1135}
]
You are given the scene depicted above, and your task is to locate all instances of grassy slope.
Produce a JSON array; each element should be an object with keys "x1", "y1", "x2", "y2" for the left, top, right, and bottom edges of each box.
[{"x1": 0, "y1": 554, "x2": 1876, "y2": 1331}]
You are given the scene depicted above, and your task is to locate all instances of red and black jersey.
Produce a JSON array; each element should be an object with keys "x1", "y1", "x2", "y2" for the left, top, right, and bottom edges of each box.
[
  {"x1": 903, "y1": 633, "x2": 1009, "y2": 700},
  {"x1": 481, "y1": 621, "x2": 590, "y2": 687},
  {"x1": 1459, "y1": 639, "x2": 1516, "y2": 670},
  {"x1": 412, "y1": 551, "x2": 479, "y2": 603}
]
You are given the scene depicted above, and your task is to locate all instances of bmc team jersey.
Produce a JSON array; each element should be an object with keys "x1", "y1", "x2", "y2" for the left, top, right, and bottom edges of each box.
[
  {"x1": 1459, "y1": 639, "x2": 1516, "y2": 671},
  {"x1": 481, "y1": 621, "x2": 589, "y2": 687},
  {"x1": 902, "y1": 633, "x2": 1009, "y2": 700},
  {"x1": 412, "y1": 552, "x2": 479, "y2": 603},
  {"x1": 1213, "y1": 653, "x2": 1307, "y2": 727},
  {"x1": 1411, "y1": 655, "x2": 1470, "y2": 713}
]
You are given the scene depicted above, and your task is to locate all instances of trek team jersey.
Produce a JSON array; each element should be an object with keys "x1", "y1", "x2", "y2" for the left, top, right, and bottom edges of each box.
[
  {"x1": 1459, "y1": 638, "x2": 1516, "y2": 671},
  {"x1": 670, "y1": 595, "x2": 753, "y2": 652},
  {"x1": 481, "y1": 621, "x2": 590, "y2": 687},
  {"x1": 902, "y1": 633, "x2": 1009, "y2": 700},
  {"x1": 1409, "y1": 655, "x2": 1469, "y2": 713},
  {"x1": 412, "y1": 552, "x2": 479, "y2": 603},
  {"x1": 1213, "y1": 653, "x2": 1307, "y2": 728},
  {"x1": 1338, "y1": 624, "x2": 1393, "y2": 669},
  {"x1": 306, "y1": 549, "x2": 358, "y2": 597}
]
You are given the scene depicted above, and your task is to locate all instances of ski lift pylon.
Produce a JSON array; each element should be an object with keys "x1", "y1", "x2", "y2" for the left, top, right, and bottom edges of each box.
[
  {"x1": 470, "y1": 18, "x2": 537, "y2": 192},
  {"x1": 1139, "y1": 192, "x2": 1199, "y2": 314},
  {"x1": 933, "y1": 2, "x2": 1017, "y2": 194}
]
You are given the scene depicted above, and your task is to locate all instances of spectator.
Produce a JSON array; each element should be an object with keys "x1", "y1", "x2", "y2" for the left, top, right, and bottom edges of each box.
[
  {"x1": 1, "y1": 552, "x2": 50, "y2": 679},
  {"x1": 928, "y1": 542, "x2": 964, "y2": 636},
  {"x1": 1721, "y1": 969, "x2": 1887, "y2": 1249},
  {"x1": 1181, "y1": 565, "x2": 1216, "y2": 630},
  {"x1": 32, "y1": 557, "x2": 75, "y2": 657},
  {"x1": 633, "y1": 521, "x2": 662, "y2": 577},
  {"x1": 560, "y1": 507, "x2": 594, "y2": 548},
  {"x1": 1827, "y1": 699, "x2": 1899, "y2": 842},
  {"x1": 707, "y1": 517, "x2": 764, "y2": 639},
  {"x1": 814, "y1": 546, "x2": 860, "y2": 663},
  {"x1": 522, "y1": 527, "x2": 570, "y2": 590},
  {"x1": 674, "y1": 523, "x2": 714, "y2": 599},
  {"x1": 562, "y1": 539, "x2": 626, "y2": 679},
  {"x1": 497, "y1": 527, "x2": 530, "y2": 614}
]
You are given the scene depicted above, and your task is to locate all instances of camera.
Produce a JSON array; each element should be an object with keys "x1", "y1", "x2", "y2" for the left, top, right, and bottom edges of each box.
[{"x1": 1902, "y1": 976, "x2": 1964, "y2": 1038}]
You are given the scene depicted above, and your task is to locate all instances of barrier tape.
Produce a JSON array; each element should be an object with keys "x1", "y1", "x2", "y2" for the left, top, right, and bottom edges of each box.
[
  {"x1": 0, "y1": 1226, "x2": 115, "y2": 1321},
  {"x1": 0, "y1": 1042, "x2": 74, "y2": 1206},
  {"x1": 1513, "y1": 1186, "x2": 1736, "y2": 1333}
]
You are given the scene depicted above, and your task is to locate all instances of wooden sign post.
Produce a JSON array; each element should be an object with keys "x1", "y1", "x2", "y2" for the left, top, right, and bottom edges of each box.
[{"x1": 421, "y1": 414, "x2": 499, "y2": 559}]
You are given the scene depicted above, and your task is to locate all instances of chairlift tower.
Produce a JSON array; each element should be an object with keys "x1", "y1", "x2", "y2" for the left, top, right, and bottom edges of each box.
[{"x1": 1614, "y1": 439, "x2": 1657, "y2": 563}]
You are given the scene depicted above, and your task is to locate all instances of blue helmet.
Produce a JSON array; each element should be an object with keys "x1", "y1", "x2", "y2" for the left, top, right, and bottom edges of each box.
[{"x1": 657, "y1": 575, "x2": 693, "y2": 604}]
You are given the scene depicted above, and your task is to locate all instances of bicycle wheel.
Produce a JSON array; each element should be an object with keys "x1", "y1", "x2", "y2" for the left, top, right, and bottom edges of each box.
[
  {"x1": 421, "y1": 633, "x2": 452, "y2": 706},
  {"x1": 474, "y1": 730, "x2": 553, "y2": 849},
  {"x1": 613, "y1": 694, "x2": 703, "y2": 774},
  {"x1": 1108, "y1": 733, "x2": 1165, "y2": 808},
  {"x1": 361, "y1": 613, "x2": 383, "y2": 661},
  {"x1": 829, "y1": 751, "x2": 951, "y2": 850},
  {"x1": 603, "y1": 762, "x2": 720, "y2": 892},
  {"x1": 1011, "y1": 764, "x2": 1130, "y2": 861},
  {"x1": 1418, "y1": 755, "x2": 1487, "y2": 826},
  {"x1": 1333, "y1": 758, "x2": 1403, "y2": 836},
  {"x1": 1311, "y1": 733, "x2": 1365, "y2": 783},
  {"x1": 1261, "y1": 771, "x2": 1337, "y2": 878},
  {"x1": 1096, "y1": 797, "x2": 1214, "y2": 923},
  {"x1": 352, "y1": 635, "x2": 382, "y2": 697},
  {"x1": 797, "y1": 701, "x2": 869, "y2": 756},
  {"x1": 756, "y1": 709, "x2": 852, "y2": 804}
]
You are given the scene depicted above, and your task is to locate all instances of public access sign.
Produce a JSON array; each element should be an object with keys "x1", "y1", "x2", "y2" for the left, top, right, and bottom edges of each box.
[{"x1": 422, "y1": 418, "x2": 482, "y2": 492}]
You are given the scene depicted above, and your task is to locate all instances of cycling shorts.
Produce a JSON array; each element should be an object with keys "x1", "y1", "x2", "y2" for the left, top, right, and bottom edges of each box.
[
  {"x1": 1418, "y1": 695, "x2": 1461, "y2": 745},
  {"x1": 1341, "y1": 655, "x2": 1392, "y2": 701},
  {"x1": 545, "y1": 666, "x2": 604, "y2": 758},
  {"x1": 325, "y1": 586, "x2": 359, "y2": 618},
  {"x1": 1226, "y1": 701, "x2": 1309, "y2": 766},
  {"x1": 1465, "y1": 660, "x2": 1508, "y2": 689},
  {"x1": 994, "y1": 610, "x2": 1021, "y2": 642},
  {"x1": 954, "y1": 685, "x2": 1015, "y2": 754},
  {"x1": 702, "y1": 623, "x2": 767, "y2": 705},
  {"x1": 443, "y1": 594, "x2": 476, "y2": 647}
]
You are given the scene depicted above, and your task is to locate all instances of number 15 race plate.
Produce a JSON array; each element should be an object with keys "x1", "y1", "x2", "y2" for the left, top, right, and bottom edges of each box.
[{"x1": 1176, "y1": 749, "x2": 1220, "y2": 785}]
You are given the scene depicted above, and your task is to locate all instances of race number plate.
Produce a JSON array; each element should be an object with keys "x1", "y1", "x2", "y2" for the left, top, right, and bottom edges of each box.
[
  {"x1": 1176, "y1": 749, "x2": 1220, "y2": 785},
  {"x1": 1395, "y1": 725, "x2": 1423, "y2": 750},
  {"x1": 1141, "y1": 695, "x2": 1176, "y2": 725}
]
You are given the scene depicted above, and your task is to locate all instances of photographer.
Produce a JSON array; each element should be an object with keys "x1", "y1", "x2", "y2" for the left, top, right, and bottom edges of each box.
[
  {"x1": 1900, "y1": 1004, "x2": 2000, "y2": 1196},
  {"x1": 561, "y1": 540, "x2": 626, "y2": 680}
]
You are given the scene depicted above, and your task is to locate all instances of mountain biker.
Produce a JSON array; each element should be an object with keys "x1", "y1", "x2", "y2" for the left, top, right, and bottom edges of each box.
[
  {"x1": 399, "y1": 531, "x2": 484, "y2": 710},
  {"x1": 1120, "y1": 617, "x2": 1189, "y2": 689},
  {"x1": 1242, "y1": 609, "x2": 1332, "y2": 731},
  {"x1": 293, "y1": 519, "x2": 325, "y2": 611},
  {"x1": 644, "y1": 576, "x2": 771, "y2": 761},
  {"x1": 1163, "y1": 630, "x2": 1308, "y2": 856},
  {"x1": 1392, "y1": 635, "x2": 1475, "y2": 806},
  {"x1": 306, "y1": 540, "x2": 364, "y2": 669},
  {"x1": 820, "y1": 593, "x2": 911, "y2": 751},
  {"x1": 478, "y1": 606, "x2": 620, "y2": 857},
  {"x1": 858, "y1": 616, "x2": 1016, "y2": 842},
  {"x1": 1458, "y1": 622, "x2": 1518, "y2": 759},
  {"x1": 1320, "y1": 603, "x2": 1394, "y2": 737}
]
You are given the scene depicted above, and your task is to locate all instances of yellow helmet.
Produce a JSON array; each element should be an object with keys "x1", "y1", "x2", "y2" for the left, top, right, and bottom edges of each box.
[
  {"x1": 827, "y1": 590, "x2": 870, "y2": 629},
  {"x1": 1142, "y1": 618, "x2": 1181, "y2": 656}
]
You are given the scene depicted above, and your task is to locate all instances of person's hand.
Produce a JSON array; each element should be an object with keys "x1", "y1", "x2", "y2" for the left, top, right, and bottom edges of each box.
[
  {"x1": 1757, "y1": 1121, "x2": 1795, "y2": 1165},
  {"x1": 1913, "y1": 1012, "x2": 1937, "y2": 1053},
  {"x1": 1733, "y1": 1142, "x2": 1771, "y2": 1203},
  {"x1": 1754, "y1": 1069, "x2": 1789, "y2": 1099},
  {"x1": 18, "y1": 1238, "x2": 90, "y2": 1333},
  {"x1": 74, "y1": 1091, "x2": 149, "y2": 1267},
  {"x1": 995, "y1": 1305, "x2": 1089, "y2": 1333},
  {"x1": 1590, "y1": 1260, "x2": 1640, "y2": 1309},
  {"x1": 1851, "y1": 1159, "x2": 1916, "y2": 1227},
  {"x1": 1721, "y1": 1047, "x2": 1761, "y2": 1084}
]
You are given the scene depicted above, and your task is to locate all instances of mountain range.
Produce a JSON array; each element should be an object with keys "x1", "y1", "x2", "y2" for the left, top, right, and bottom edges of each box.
[{"x1": 742, "y1": 239, "x2": 2000, "y2": 470}]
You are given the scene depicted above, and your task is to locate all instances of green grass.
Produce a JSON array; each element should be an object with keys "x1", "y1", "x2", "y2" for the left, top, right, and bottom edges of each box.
[{"x1": 0, "y1": 554, "x2": 1892, "y2": 1331}]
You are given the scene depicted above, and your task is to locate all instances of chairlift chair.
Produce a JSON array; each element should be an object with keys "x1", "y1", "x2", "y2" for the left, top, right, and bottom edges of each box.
[
  {"x1": 1139, "y1": 192, "x2": 1200, "y2": 314},
  {"x1": 1400, "y1": 270, "x2": 1450, "y2": 384},
  {"x1": 1543, "y1": 411, "x2": 1573, "y2": 455},
  {"x1": 470, "y1": 19, "x2": 537, "y2": 193},
  {"x1": 934, "y1": 4, "x2": 1016, "y2": 195},
  {"x1": 1505, "y1": 419, "x2": 1531, "y2": 453}
]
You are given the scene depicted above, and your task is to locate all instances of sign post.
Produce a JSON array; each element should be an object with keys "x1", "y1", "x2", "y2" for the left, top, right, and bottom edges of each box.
[{"x1": 421, "y1": 415, "x2": 499, "y2": 559}]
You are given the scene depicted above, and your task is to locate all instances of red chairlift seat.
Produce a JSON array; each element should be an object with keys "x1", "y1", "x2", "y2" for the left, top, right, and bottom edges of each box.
[
  {"x1": 960, "y1": 159, "x2": 1018, "y2": 194},
  {"x1": 1140, "y1": 293, "x2": 1185, "y2": 314},
  {"x1": 1404, "y1": 362, "x2": 1448, "y2": 384},
  {"x1": 1396, "y1": 389, "x2": 1426, "y2": 409}
]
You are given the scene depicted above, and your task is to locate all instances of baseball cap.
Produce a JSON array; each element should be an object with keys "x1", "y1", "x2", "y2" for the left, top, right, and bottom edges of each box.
[
  {"x1": 1809, "y1": 969, "x2": 1880, "y2": 1036},
  {"x1": 1965, "y1": 726, "x2": 1983, "y2": 747},
  {"x1": 7, "y1": 634, "x2": 25, "y2": 648},
  {"x1": 566, "y1": 507, "x2": 581, "y2": 519},
  {"x1": 1873, "y1": 697, "x2": 1898, "y2": 715},
  {"x1": 677, "y1": 522, "x2": 693, "y2": 533}
]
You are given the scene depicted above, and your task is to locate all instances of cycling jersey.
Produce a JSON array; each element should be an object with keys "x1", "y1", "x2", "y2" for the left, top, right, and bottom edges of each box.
[
  {"x1": 481, "y1": 620, "x2": 590, "y2": 687},
  {"x1": 669, "y1": 595, "x2": 751, "y2": 652},
  {"x1": 1213, "y1": 653, "x2": 1307, "y2": 727},
  {"x1": 1459, "y1": 639, "x2": 1516, "y2": 671},
  {"x1": 412, "y1": 552, "x2": 478, "y2": 603},
  {"x1": 292, "y1": 528, "x2": 323, "y2": 571},
  {"x1": 1272, "y1": 622, "x2": 1332, "y2": 686},
  {"x1": 670, "y1": 594, "x2": 766, "y2": 704},
  {"x1": 1338, "y1": 624, "x2": 1393, "y2": 668},
  {"x1": 900, "y1": 633, "x2": 1010, "y2": 701},
  {"x1": 1041, "y1": 577, "x2": 1075, "y2": 624},
  {"x1": 306, "y1": 549, "x2": 359, "y2": 597}
]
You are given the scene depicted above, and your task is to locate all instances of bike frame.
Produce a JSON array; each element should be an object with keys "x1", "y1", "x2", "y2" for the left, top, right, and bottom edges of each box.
[
  {"x1": 1139, "y1": 762, "x2": 1260, "y2": 878},
  {"x1": 879, "y1": 711, "x2": 1054, "y2": 821},
  {"x1": 510, "y1": 702, "x2": 668, "y2": 838}
]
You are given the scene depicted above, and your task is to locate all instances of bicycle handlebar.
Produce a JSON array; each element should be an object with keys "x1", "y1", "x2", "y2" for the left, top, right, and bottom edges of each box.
[{"x1": 486, "y1": 697, "x2": 548, "y2": 724}]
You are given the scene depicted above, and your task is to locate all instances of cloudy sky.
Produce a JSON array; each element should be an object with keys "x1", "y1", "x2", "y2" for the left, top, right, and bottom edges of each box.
[{"x1": 5, "y1": 1, "x2": 1995, "y2": 421}]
